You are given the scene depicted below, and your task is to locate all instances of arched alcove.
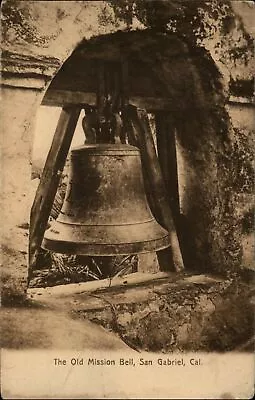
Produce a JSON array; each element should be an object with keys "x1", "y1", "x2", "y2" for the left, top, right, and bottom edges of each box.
[{"x1": 29, "y1": 29, "x2": 240, "y2": 286}]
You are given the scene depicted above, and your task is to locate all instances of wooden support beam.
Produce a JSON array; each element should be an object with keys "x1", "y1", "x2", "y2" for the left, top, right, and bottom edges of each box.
[
  {"x1": 42, "y1": 89, "x2": 174, "y2": 111},
  {"x1": 155, "y1": 113, "x2": 186, "y2": 272},
  {"x1": 155, "y1": 112, "x2": 180, "y2": 219},
  {"x1": 28, "y1": 271, "x2": 174, "y2": 298},
  {"x1": 42, "y1": 90, "x2": 96, "y2": 107},
  {"x1": 96, "y1": 62, "x2": 106, "y2": 118},
  {"x1": 110, "y1": 62, "x2": 121, "y2": 112},
  {"x1": 127, "y1": 105, "x2": 184, "y2": 272},
  {"x1": 96, "y1": 61, "x2": 118, "y2": 143},
  {"x1": 137, "y1": 252, "x2": 160, "y2": 273},
  {"x1": 121, "y1": 59, "x2": 129, "y2": 108},
  {"x1": 29, "y1": 106, "x2": 81, "y2": 277}
]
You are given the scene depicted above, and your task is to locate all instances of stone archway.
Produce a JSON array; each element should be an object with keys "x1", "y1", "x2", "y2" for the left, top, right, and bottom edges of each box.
[{"x1": 39, "y1": 29, "x2": 241, "y2": 276}]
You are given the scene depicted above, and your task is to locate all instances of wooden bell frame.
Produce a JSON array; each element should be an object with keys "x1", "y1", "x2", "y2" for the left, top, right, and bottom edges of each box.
[{"x1": 29, "y1": 60, "x2": 184, "y2": 280}]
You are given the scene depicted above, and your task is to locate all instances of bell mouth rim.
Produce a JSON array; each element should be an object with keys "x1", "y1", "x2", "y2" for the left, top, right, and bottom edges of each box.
[
  {"x1": 42, "y1": 235, "x2": 170, "y2": 256},
  {"x1": 42, "y1": 218, "x2": 170, "y2": 255},
  {"x1": 71, "y1": 143, "x2": 139, "y2": 155}
]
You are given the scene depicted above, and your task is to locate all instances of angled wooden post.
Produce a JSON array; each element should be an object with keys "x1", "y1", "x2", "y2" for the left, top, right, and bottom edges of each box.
[
  {"x1": 29, "y1": 105, "x2": 81, "y2": 277},
  {"x1": 155, "y1": 112, "x2": 180, "y2": 222},
  {"x1": 126, "y1": 105, "x2": 184, "y2": 272}
]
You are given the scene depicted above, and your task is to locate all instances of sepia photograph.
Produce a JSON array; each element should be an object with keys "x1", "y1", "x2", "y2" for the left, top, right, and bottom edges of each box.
[{"x1": 1, "y1": 0, "x2": 254, "y2": 398}]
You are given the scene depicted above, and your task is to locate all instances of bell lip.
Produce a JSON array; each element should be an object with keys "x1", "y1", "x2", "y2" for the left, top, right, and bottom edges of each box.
[
  {"x1": 42, "y1": 218, "x2": 170, "y2": 255},
  {"x1": 55, "y1": 218, "x2": 156, "y2": 227},
  {"x1": 71, "y1": 143, "x2": 139, "y2": 155},
  {"x1": 42, "y1": 235, "x2": 170, "y2": 256}
]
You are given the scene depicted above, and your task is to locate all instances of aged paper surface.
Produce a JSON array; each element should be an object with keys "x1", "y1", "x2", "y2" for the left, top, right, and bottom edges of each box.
[
  {"x1": 1, "y1": 0, "x2": 254, "y2": 398},
  {"x1": 1, "y1": 351, "x2": 254, "y2": 399}
]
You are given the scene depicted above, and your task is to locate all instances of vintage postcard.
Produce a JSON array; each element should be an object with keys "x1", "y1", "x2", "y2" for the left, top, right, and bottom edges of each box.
[{"x1": 1, "y1": 0, "x2": 254, "y2": 398}]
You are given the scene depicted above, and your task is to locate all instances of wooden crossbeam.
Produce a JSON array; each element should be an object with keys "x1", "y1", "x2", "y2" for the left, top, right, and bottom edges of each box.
[
  {"x1": 42, "y1": 90, "x2": 96, "y2": 107},
  {"x1": 42, "y1": 89, "x2": 173, "y2": 111},
  {"x1": 29, "y1": 106, "x2": 81, "y2": 277}
]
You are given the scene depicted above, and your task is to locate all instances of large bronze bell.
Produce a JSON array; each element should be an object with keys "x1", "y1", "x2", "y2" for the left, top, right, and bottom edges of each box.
[{"x1": 42, "y1": 144, "x2": 170, "y2": 255}]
